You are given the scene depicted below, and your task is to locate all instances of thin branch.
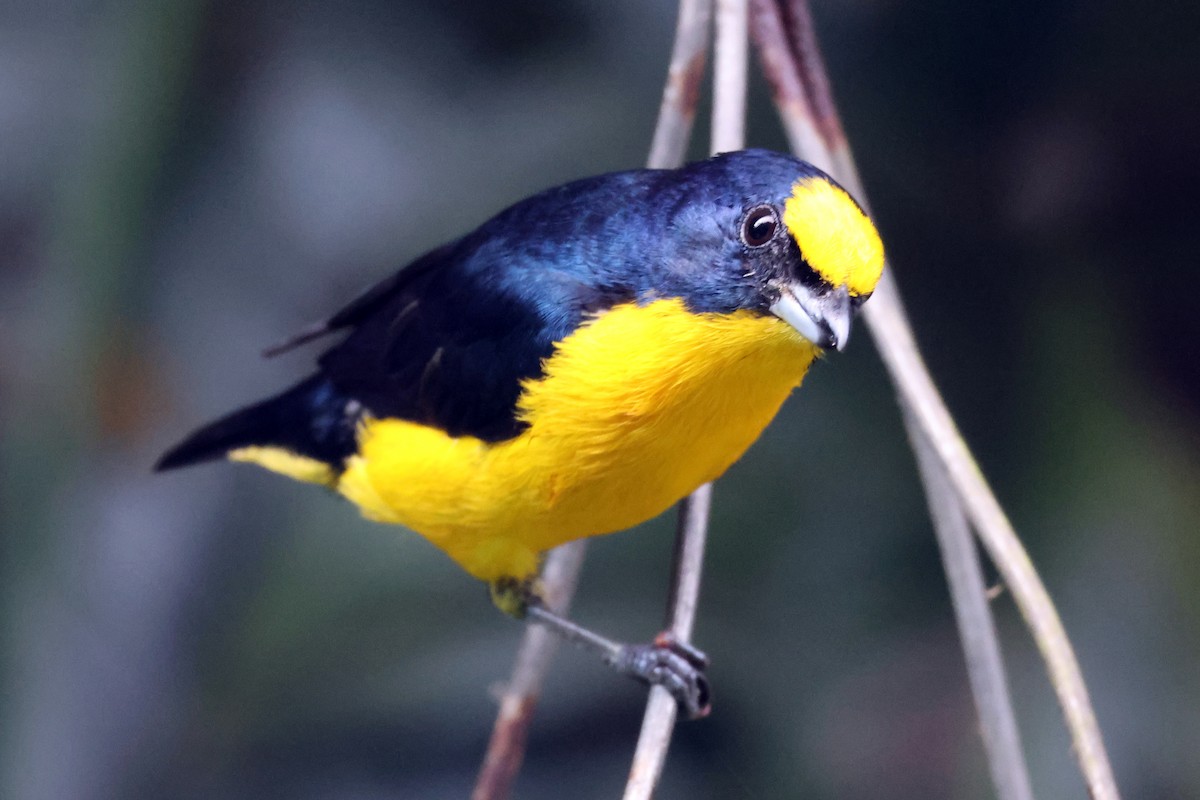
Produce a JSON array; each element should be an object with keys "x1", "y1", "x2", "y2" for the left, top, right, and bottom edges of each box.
[
  {"x1": 749, "y1": 2, "x2": 1034, "y2": 796},
  {"x1": 623, "y1": 484, "x2": 713, "y2": 800},
  {"x1": 746, "y1": 0, "x2": 833, "y2": 172},
  {"x1": 472, "y1": 2, "x2": 713, "y2": 797},
  {"x1": 750, "y1": 1, "x2": 1120, "y2": 798},
  {"x1": 749, "y1": 14, "x2": 1030, "y2": 797},
  {"x1": 867, "y1": 279, "x2": 1119, "y2": 800},
  {"x1": 648, "y1": 0, "x2": 716, "y2": 171},
  {"x1": 711, "y1": 0, "x2": 749, "y2": 154},
  {"x1": 913, "y1": 429, "x2": 1034, "y2": 800},
  {"x1": 625, "y1": 1, "x2": 746, "y2": 797},
  {"x1": 472, "y1": 542, "x2": 587, "y2": 800},
  {"x1": 664, "y1": 482, "x2": 715, "y2": 639}
]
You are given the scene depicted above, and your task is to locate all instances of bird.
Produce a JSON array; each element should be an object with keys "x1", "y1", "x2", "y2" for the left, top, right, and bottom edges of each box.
[{"x1": 157, "y1": 149, "x2": 885, "y2": 717}]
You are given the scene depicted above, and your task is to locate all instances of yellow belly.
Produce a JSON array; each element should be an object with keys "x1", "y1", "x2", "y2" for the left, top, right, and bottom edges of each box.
[{"x1": 337, "y1": 298, "x2": 817, "y2": 582}]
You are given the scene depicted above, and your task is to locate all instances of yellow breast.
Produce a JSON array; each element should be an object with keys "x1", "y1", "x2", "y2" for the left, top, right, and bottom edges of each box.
[{"x1": 337, "y1": 298, "x2": 817, "y2": 582}]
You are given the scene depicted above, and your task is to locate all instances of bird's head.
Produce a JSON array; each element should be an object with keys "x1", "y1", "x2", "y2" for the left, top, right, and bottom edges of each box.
[{"x1": 660, "y1": 150, "x2": 885, "y2": 351}]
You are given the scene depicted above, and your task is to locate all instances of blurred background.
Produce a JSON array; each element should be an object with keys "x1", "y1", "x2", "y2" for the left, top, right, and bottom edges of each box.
[{"x1": 2, "y1": 0, "x2": 1198, "y2": 798}]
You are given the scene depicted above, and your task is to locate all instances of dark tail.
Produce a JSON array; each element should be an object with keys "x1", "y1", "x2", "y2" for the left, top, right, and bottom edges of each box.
[{"x1": 155, "y1": 376, "x2": 356, "y2": 471}]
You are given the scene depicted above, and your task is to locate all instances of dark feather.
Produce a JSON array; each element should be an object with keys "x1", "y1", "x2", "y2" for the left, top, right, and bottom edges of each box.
[{"x1": 155, "y1": 377, "x2": 358, "y2": 470}]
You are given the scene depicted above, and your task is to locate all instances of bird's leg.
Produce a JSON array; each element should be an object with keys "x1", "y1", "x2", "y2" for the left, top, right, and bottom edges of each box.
[{"x1": 490, "y1": 577, "x2": 711, "y2": 719}]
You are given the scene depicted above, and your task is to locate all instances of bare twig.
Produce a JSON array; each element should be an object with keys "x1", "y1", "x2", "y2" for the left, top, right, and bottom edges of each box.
[
  {"x1": 867, "y1": 278, "x2": 1119, "y2": 800},
  {"x1": 623, "y1": 485, "x2": 713, "y2": 800},
  {"x1": 472, "y1": 2, "x2": 713, "y2": 797},
  {"x1": 751, "y1": 4, "x2": 1035, "y2": 795},
  {"x1": 746, "y1": 0, "x2": 834, "y2": 172},
  {"x1": 648, "y1": 0, "x2": 716, "y2": 171},
  {"x1": 750, "y1": 1, "x2": 1120, "y2": 798},
  {"x1": 624, "y1": 2, "x2": 747, "y2": 798},
  {"x1": 913, "y1": 431, "x2": 1034, "y2": 800},
  {"x1": 472, "y1": 542, "x2": 588, "y2": 800},
  {"x1": 711, "y1": 0, "x2": 748, "y2": 155}
]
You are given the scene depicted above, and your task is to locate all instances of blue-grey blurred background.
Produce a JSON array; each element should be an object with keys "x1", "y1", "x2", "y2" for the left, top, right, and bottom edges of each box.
[{"x1": 2, "y1": 1, "x2": 1198, "y2": 798}]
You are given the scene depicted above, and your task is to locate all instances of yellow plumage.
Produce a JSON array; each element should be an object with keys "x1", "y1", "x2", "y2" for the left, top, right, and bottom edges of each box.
[
  {"x1": 168, "y1": 154, "x2": 884, "y2": 592},
  {"x1": 157, "y1": 151, "x2": 887, "y2": 715},
  {"x1": 336, "y1": 298, "x2": 817, "y2": 581},
  {"x1": 229, "y1": 446, "x2": 335, "y2": 486}
]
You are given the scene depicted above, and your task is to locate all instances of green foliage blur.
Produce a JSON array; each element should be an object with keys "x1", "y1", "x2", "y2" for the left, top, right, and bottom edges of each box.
[{"x1": 2, "y1": 1, "x2": 1198, "y2": 798}]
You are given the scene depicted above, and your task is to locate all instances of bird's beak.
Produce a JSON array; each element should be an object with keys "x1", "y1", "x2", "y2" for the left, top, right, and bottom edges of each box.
[{"x1": 770, "y1": 283, "x2": 853, "y2": 351}]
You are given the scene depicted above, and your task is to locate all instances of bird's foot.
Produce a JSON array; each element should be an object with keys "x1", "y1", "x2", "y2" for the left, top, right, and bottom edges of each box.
[
  {"x1": 489, "y1": 575, "x2": 541, "y2": 618},
  {"x1": 500, "y1": 577, "x2": 713, "y2": 720},
  {"x1": 606, "y1": 631, "x2": 711, "y2": 719}
]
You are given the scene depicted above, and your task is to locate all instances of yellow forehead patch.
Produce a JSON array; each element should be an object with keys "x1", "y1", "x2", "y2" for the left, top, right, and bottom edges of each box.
[{"x1": 782, "y1": 178, "x2": 884, "y2": 297}]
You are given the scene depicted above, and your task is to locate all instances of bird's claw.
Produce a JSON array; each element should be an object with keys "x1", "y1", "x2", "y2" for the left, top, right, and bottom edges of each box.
[{"x1": 610, "y1": 632, "x2": 711, "y2": 719}]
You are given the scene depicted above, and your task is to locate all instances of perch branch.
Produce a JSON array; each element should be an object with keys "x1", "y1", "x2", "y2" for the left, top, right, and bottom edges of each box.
[
  {"x1": 625, "y1": 1, "x2": 745, "y2": 798},
  {"x1": 472, "y1": 2, "x2": 712, "y2": 797},
  {"x1": 623, "y1": 485, "x2": 714, "y2": 800}
]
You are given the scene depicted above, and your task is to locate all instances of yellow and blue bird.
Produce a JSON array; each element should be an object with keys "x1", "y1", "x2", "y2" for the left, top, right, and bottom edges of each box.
[{"x1": 157, "y1": 149, "x2": 884, "y2": 716}]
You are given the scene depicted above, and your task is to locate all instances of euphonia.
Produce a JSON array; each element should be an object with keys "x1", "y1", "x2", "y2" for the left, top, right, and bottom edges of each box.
[{"x1": 158, "y1": 149, "x2": 885, "y2": 717}]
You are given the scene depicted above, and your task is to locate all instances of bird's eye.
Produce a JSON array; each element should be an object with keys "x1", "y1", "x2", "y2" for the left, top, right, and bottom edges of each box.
[{"x1": 741, "y1": 206, "x2": 778, "y2": 248}]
